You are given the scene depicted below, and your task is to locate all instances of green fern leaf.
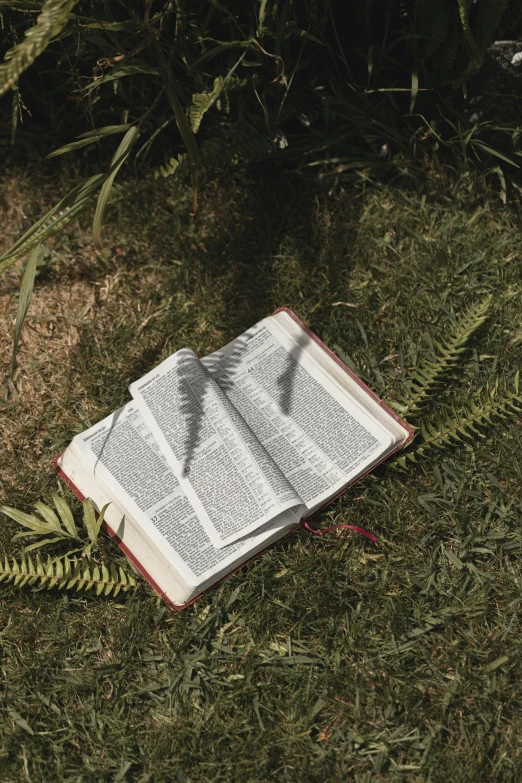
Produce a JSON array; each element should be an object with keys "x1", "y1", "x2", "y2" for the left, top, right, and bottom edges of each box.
[
  {"x1": 190, "y1": 76, "x2": 225, "y2": 134},
  {"x1": 189, "y1": 75, "x2": 246, "y2": 133},
  {"x1": 394, "y1": 295, "x2": 492, "y2": 421},
  {"x1": 390, "y1": 376, "x2": 522, "y2": 469},
  {"x1": 0, "y1": 553, "x2": 137, "y2": 595},
  {"x1": 0, "y1": 0, "x2": 78, "y2": 99}
]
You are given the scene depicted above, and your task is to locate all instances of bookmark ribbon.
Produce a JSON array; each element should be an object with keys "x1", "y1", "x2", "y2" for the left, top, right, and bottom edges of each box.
[{"x1": 301, "y1": 520, "x2": 378, "y2": 544}]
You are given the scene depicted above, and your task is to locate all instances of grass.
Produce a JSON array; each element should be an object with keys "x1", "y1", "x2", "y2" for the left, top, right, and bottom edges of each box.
[{"x1": 1, "y1": 160, "x2": 522, "y2": 782}]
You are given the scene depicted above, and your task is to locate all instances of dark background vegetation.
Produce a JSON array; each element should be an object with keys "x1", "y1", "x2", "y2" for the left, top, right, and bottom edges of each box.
[
  {"x1": 1, "y1": 0, "x2": 522, "y2": 179},
  {"x1": 1, "y1": 2, "x2": 522, "y2": 781}
]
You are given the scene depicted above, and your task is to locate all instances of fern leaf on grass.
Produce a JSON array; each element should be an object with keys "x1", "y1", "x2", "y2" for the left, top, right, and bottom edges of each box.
[
  {"x1": 0, "y1": 0, "x2": 78, "y2": 99},
  {"x1": 391, "y1": 373, "x2": 522, "y2": 469},
  {"x1": 395, "y1": 296, "x2": 492, "y2": 421},
  {"x1": 0, "y1": 553, "x2": 137, "y2": 596}
]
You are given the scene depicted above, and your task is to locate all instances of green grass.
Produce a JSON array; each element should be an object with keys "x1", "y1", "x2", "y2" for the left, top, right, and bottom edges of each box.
[{"x1": 1, "y1": 162, "x2": 522, "y2": 782}]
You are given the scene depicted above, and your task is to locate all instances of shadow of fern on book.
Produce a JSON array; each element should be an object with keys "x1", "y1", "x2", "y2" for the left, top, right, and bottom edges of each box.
[
  {"x1": 2, "y1": 299, "x2": 521, "y2": 609},
  {"x1": 52, "y1": 308, "x2": 412, "y2": 609}
]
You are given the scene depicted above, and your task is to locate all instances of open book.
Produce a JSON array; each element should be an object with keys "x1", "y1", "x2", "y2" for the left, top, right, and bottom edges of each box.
[{"x1": 56, "y1": 308, "x2": 412, "y2": 608}]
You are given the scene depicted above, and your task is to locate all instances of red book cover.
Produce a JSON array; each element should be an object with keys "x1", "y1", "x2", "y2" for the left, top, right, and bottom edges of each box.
[{"x1": 54, "y1": 307, "x2": 413, "y2": 609}]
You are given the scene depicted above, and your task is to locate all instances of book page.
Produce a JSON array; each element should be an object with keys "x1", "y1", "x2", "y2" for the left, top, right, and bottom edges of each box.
[
  {"x1": 129, "y1": 349, "x2": 304, "y2": 547},
  {"x1": 202, "y1": 318, "x2": 393, "y2": 512},
  {"x1": 72, "y1": 404, "x2": 299, "y2": 586}
]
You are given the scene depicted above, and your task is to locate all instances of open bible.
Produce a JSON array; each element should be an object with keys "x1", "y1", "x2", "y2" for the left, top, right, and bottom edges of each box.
[{"x1": 56, "y1": 308, "x2": 413, "y2": 608}]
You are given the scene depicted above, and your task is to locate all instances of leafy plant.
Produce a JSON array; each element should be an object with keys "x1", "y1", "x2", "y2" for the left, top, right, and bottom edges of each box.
[
  {"x1": 0, "y1": 495, "x2": 138, "y2": 595},
  {"x1": 0, "y1": 494, "x2": 108, "y2": 555},
  {"x1": 386, "y1": 294, "x2": 521, "y2": 470},
  {"x1": 363, "y1": 0, "x2": 522, "y2": 87},
  {"x1": 0, "y1": 0, "x2": 519, "y2": 291}
]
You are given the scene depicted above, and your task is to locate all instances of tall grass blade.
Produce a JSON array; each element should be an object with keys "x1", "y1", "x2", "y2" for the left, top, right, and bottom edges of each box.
[
  {"x1": 92, "y1": 126, "x2": 139, "y2": 246},
  {"x1": 0, "y1": 553, "x2": 137, "y2": 595},
  {"x1": 46, "y1": 123, "x2": 133, "y2": 158},
  {"x1": 10, "y1": 244, "x2": 40, "y2": 380}
]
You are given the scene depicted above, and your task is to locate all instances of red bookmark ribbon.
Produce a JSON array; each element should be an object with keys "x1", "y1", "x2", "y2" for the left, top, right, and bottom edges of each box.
[{"x1": 301, "y1": 520, "x2": 378, "y2": 544}]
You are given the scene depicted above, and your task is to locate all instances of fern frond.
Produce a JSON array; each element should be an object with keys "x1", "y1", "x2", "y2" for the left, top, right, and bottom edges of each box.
[
  {"x1": 0, "y1": 553, "x2": 137, "y2": 596},
  {"x1": 394, "y1": 295, "x2": 492, "y2": 421},
  {"x1": 391, "y1": 373, "x2": 522, "y2": 469},
  {"x1": 0, "y1": 0, "x2": 77, "y2": 99},
  {"x1": 189, "y1": 75, "x2": 246, "y2": 133},
  {"x1": 189, "y1": 76, "x2": 223, "y2": 134}
]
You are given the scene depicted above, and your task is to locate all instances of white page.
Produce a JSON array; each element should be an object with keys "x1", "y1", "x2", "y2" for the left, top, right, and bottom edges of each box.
[
  {"x1": 202, "y1": 318, "x2": 393, "y2": 512},
  {"x1": 72, "y1": 403, "x2": 300, "y2": 586},
  {"x1": 129, "y1": 349, "x2": 304, "y2": 548}
]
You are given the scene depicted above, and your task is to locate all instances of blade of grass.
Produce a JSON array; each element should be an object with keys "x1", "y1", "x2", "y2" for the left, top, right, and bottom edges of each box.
[
  {"x1": 92, "y1": 126, "x2": 139, "y2": 246},
  {"x1": 10, "y1": 244, "x2": 41, "y2": 380},
  {"x1": 46, "y1": 123, "x2": 132, "y2": 158}
]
